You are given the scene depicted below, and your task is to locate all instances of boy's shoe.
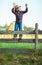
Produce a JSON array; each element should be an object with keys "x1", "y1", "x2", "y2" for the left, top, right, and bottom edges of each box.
[
  {"x1": 18, "y1": 34, "x2": 22, "y2": 41},
  {"x1": 14, "y1": 34, "x2": 17, "y2": 39}
]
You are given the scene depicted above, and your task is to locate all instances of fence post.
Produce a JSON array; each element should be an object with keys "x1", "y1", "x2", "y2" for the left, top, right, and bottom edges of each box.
[{"x1": 35, "y1": 23, "x2": 38, "y2": 49}]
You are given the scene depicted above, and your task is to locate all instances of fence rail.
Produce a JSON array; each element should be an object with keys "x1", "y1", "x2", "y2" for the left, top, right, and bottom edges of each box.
[{"x1": 0, "y1": 30, "x2": 34, "y2": 34}]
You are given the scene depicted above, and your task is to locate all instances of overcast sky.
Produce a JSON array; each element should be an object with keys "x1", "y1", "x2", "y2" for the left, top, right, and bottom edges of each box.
[{"x1": 0, "y1": 0, "x2": 42, "y2": 30}]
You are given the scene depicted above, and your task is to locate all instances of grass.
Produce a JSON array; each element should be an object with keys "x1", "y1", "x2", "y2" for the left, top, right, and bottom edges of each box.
[
  {"x1": 0, "y1": 43, "x2": 42, "y2": 49},
  {"x1": 0, "y1": 50, "x2": 42, "y2": 65}
]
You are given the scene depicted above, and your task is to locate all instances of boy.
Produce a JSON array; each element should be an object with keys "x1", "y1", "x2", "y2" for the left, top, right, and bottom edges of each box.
[{"x1": 12, "y1": 3, "x2": 28, "y2": 39}]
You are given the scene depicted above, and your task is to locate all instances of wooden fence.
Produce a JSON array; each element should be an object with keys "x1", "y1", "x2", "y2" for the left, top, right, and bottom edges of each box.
[{"x1": 0, "y1": 23, "x2": 39, "y2": 49}]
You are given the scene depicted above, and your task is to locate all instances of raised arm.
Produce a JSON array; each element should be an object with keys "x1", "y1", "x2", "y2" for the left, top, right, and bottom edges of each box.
[
  {"x1": 22, "y1": 4, "x2": 28, "y2": 14},
  {"x1": 12, "y1": 8, "x2": 16, "y2": 14},
  {"x1": 12, "y1": 3, "x2": 17, "y2": 15}
]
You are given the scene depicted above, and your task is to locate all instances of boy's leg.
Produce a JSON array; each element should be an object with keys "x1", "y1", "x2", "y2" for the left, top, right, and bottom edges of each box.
[
  {"x1": 19, "y1": 22, "x2": 22, "y2": 39},
  {"x1": 14, "y1": 22, "x2": 18, "y2": 37}
]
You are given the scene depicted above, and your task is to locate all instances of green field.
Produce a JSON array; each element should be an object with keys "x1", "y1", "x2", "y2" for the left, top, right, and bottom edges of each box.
[{"x1": 0, "y1": 43, "x2": 42, "y2": 49}]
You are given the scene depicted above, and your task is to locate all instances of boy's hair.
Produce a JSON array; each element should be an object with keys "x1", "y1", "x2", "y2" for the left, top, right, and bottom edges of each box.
[{"x1": 15, "y1": 5, "x2": 21, "y2": 9}]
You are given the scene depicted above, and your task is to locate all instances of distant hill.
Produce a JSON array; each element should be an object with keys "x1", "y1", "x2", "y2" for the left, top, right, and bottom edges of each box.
[
  {"x1": 23, "y1": 26, "x2": 34, "y2": 31},
  {"x1": 0, "y1": 24, "x2": 8, "y2": 30}
]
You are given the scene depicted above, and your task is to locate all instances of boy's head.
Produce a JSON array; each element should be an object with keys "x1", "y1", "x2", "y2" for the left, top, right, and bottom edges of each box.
[{"x1": 15, "y1": 5, "x2": 21, "y2": 12}]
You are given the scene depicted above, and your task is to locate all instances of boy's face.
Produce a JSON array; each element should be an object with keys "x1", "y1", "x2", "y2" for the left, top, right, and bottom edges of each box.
[
  {"x1": 18, "y1": 7, "x2": 21, "y2": 11},
  {"x1": 15, "y1": 8, "x2": 18, "y2": 12}
]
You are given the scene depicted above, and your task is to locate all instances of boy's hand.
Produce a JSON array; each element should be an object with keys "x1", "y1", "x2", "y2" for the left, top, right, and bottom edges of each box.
[
  {"x1": 13, "y1": 3, "x2": 16, "y2": 8},
  {"x1": 25, "y1": 4, "x2": 28, "y2": 8}
]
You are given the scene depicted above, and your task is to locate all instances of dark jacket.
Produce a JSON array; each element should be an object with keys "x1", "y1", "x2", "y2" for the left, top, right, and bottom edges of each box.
[{"x1": 12, "y1": 8, "x2": 28, "y2": 23}]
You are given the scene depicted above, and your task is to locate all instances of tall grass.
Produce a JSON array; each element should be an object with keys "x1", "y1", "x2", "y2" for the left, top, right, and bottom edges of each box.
[{"x1": 0, "y1": 50, "x2": 42, "y2": 65}]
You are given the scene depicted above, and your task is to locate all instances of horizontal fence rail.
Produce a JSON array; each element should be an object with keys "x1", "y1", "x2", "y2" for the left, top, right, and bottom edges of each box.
[
  {"x1": 0, "y1": 30, "x2": 34, "y2": 34},
  {"x1": 0, "y1": 48, "x2": 37, "y2": 53},
  {"x1": 0, "y1": 39, "x2": 42, "y2": 43}
]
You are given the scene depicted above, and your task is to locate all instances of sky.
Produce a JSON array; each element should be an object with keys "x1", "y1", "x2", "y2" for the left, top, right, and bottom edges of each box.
[{"x1": 0, "y1": 0, "x2": 42, "y2": 30}]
